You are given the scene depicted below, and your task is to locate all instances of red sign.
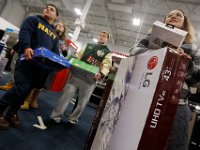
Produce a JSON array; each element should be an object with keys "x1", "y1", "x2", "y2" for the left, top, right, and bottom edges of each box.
[{"x1": 65, "y1": 39, "x2": 78, "y2": 50}]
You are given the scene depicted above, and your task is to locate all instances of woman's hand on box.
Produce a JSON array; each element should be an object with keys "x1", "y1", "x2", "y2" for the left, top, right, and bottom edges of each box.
[{"x1": 179, "y1": 48, "x2": 192, "y2": 59}]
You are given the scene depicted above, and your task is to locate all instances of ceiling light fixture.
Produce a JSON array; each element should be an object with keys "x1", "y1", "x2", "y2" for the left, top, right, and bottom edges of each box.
[
  {"x1": 133, "y1": 18, "x2": 140, "y2": 26},
  {"x1": 74, "y1": 8, "x2": 82, "y2": 16}
]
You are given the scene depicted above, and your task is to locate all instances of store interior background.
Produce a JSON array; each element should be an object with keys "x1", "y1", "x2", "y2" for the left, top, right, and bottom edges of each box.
[
  {"x1": 0, "y1": 0, "x2": 200, "y2": 150},
  {"x1": 1, "y1": 0, "x2": 200, "y2": 52}
]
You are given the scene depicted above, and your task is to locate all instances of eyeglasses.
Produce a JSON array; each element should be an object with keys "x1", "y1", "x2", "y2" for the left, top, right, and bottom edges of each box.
[{"x1": 166, "y1": 12, "x2": 184, "y2": 18}]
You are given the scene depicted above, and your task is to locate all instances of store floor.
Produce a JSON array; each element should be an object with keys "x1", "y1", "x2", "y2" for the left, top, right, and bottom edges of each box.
[{"x1": 0, "y1": 72, "x2": 96, "y2": 150}]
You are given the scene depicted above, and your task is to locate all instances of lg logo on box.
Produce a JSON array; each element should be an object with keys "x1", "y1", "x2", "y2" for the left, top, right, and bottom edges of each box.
[
  {"x1": 142, "y1": 56, "x2": 158, "y2": 87},
  {"x1": 147, "y1": 56, "x2": 158, "y2": 70},
  {"x1": 139, "y1": 56, "x2": 158, "y2": 89},
  {"x1": 143, "y1": 72, "x2": 152, "y2": 87}
]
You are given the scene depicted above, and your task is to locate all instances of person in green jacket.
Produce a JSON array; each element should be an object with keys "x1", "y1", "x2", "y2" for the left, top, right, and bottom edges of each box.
[{"x1": 50, "y1": 31, "x2": 112, "y2": 124}]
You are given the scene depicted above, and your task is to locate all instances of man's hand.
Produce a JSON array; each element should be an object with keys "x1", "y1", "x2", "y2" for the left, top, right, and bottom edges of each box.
[
  {"x1": 24, "y1": 48, "x2": 34, "y2": 60},
  {"x1": 94, "y1": 72, "x2": 102, "y2": 81}
]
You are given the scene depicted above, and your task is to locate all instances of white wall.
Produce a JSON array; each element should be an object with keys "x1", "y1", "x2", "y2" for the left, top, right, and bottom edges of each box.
[
  {"x1": 0, "y1": 17, "x2": 19, "y2": 31},
  {"x1": 1, "y1": 0, "x2": 26, "y2": 27}
]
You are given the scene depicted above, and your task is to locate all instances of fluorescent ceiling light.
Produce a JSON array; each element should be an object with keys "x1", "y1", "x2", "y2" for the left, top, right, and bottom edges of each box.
[
  {"x1": 68, "y1": 33, "x2": 73, "y2": 37},
  {"x1": 93, "y1": 38, "x2": 98, "y2": 43},
  {"x1": 74, "y1": 8, "x2": 82, "y2": 16},
  {"x1": 133, "y1": 18, "x2": 140, "y2": 26}
]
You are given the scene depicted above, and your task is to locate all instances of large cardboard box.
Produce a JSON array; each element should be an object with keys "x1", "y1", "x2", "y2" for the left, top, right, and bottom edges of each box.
[
  {"x1": 20, "y1": 47, "x2": 70, "y2": 71},
  {"x1": 90, "y1": 47, "x2": 190, "y2": 150},
  {"x1": 69, "y1": 58, "x2": 99, "y2": 83},
  {"x1": 149, "y1": 21, "x2": 187, "y2": 50}
]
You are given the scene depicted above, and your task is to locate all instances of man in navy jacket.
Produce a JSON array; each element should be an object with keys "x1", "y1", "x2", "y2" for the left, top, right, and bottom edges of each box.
[{"x1": 0, "y1": 4, "x2": 59, "y2": 129}]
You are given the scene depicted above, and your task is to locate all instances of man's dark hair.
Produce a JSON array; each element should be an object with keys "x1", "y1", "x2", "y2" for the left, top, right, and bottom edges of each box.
[{"x1": 46, "y1": 3, "x2": 59, "y2": 16}]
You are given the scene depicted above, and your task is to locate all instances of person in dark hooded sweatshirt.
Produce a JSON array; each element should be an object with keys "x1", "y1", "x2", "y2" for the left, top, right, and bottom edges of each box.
[
  {"x1": 0, "y1": 3, "x2": 59, "y2": 129},
  {"x1": 20, "y1": 20, "x2": 68, "y2": 110}
]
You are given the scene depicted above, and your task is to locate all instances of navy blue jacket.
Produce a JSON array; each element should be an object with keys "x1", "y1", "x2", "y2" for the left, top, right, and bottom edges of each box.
[{"x1": 18, "y1": 15, "x2": 59, "y2": 55}]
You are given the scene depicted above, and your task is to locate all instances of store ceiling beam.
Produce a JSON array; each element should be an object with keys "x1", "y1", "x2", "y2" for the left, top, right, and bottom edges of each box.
[
  {"x1": 112, "y1": 0, "x2": 126, "y2": 3},
  {"x1": 107, "y1": 3, "x2": 133, "y2": 13}
]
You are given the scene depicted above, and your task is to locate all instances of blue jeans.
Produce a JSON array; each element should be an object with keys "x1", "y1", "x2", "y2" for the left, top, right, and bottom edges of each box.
[{"x1": 0, "y1": 60, "x2": 48, "y2": 111}]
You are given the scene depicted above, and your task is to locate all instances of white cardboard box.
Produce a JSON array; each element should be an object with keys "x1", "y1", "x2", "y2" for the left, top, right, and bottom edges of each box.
[
  {"x1": 149, "y1": 21, "x2": 188, "y2": 50},
  {"x1": 90, "y1": 47, "x2": 190, "y2": 150}
]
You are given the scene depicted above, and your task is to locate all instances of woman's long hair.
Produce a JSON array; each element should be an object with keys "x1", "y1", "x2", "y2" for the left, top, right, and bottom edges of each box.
[{"x1": 54, "y1": 20, "x2": 67, "y2": 41}]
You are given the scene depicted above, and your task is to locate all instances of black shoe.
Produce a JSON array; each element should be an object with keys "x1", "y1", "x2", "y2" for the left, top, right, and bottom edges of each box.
[
  {"x1": 0, "y1": 114, "x2": 9, "y2": 129},
  {"x1": 45, "y1": 119, "x2": 60, "y2": 129},
  {"x1": 5, "y1": 113, "x2": 20, "y2": 127}
]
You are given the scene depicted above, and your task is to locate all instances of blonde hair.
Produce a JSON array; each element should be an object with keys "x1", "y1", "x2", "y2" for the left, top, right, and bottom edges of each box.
[
  {"x1": 101, "y1": 31, "x2": 110, "y2": 39},
  {"x1": 164, "y1": 9, "x2": 196, "y2": 43},
  {"x1": 54, "y1": 20, "x2": 67, "y2": 41}
]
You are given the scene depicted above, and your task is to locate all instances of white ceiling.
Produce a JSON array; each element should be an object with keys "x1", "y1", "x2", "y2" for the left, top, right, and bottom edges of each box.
[{"x1": 20, "y1": 0, "x2": 200, "y2": 48}]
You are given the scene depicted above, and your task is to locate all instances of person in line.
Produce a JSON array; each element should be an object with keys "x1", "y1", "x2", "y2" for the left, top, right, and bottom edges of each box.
[
  {"x1": 20, "y1": 20, "x2": 68, "y2": 110},
  {"x1": 55, "y1": 21, "x2": 68, "y2": 57},
  {"x1": 0, "y1": 42, "x2": 41, "y2": 110},
  {"x1": 50, "y1": 31, "x2": 112, "y2": 125},
  {"x1": 0, "y1": 42, "x2": 19, "y2": 90},
  {"x1": 0, "y1": 3, "x2": 59, "y2": 129},
  {"x1": 130, "y1": 9, "x2": 199, "y2": 150}
]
